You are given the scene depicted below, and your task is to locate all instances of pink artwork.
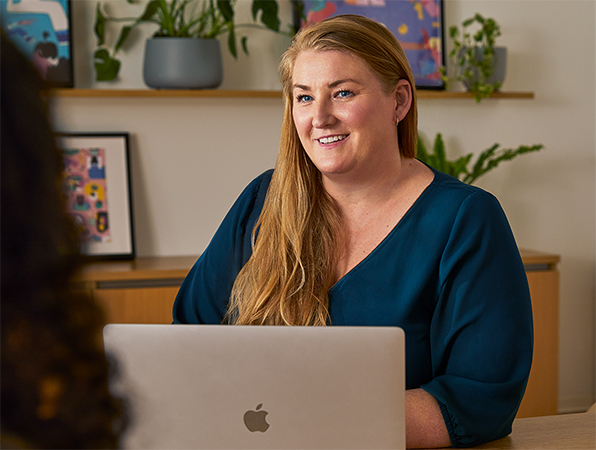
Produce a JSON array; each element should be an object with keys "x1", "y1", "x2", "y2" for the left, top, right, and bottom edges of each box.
[{"x1": 63, "y1": 147, "x2": 111, "y2": 243}]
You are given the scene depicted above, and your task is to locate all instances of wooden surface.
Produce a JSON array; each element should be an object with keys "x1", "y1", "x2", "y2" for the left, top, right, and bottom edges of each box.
[
  {"x1": 516, "y1": 270, "x2": 559, "y2": 417},
  {"x1": 78, "y1": 255, "x2": 197, "y2": 282},
  {"x1": 77, "y1": 249, "x2": 558, "y2": 283},
  {"x1": 50, "y1": 88, "x2": 534, "y2": 100},
  {"x1": 97, "y1": 287, "x2": 180, "y2": 324},
  {"x1": 454, "y1": 412, "x2": 596, "y2": 450}
]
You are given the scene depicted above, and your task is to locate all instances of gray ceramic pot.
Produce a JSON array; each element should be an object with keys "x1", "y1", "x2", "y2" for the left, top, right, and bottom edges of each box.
[
  {"x1": 461, "y1": 46, "x2": 507, "y2": 90},
  {"x1": 143, "y1": 38, "x2": 223, "y2": 89}
]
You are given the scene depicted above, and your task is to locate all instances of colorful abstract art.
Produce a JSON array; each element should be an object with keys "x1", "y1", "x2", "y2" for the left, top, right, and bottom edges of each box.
[
  {"x1": 299, "y1": 0, "x2": 444, "y2": 89},
  {"x1": 1, "y1": 0, "x2": 74, "y2": 87},
  {"x1": 63, "y1": 147, "x2": 111, "y2": 244}
]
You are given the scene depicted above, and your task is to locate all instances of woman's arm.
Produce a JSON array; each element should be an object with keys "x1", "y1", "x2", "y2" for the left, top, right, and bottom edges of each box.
[{"x1": 406, "y1": 389, "x2": 451, "y2": 448}]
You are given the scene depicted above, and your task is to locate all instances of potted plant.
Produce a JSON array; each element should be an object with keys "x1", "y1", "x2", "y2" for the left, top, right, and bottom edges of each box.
[
  {"x1": 440, "y1": 14, "x2": 506, "y2": 103},
  {"x1": 94, "y1": 0, "x2": 290, "y2": 88},
  {"x1": 417, "y1": 132, "x2": 543, "y2": 185}
]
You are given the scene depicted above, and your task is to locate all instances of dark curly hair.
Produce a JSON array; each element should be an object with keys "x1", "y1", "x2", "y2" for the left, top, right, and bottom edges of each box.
[{"x1": 1, "y1": 31, "x2": 128, "y2": 448}]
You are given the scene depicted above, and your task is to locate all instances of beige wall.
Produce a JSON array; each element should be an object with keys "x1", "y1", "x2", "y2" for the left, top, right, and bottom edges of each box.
[{"x1": 52, "y1": 0, "x2": 595, "y2": 413}]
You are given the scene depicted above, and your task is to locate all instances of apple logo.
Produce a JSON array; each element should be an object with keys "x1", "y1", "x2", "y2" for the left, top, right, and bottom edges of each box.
[{"x1": 243, "y1": 403, "x2": 270, "y2": 433}]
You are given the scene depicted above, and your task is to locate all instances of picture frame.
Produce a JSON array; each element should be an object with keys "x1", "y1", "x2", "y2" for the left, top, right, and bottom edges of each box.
[
  {"x1": 1, "y1": 0, "x2": 74, "y2": 88},
  {"x1": 295, "y1": 0, "x2": 445, "y2": 89},
  {"x1": 57, "y1": 133, "x2": 135, "y2": 260}
]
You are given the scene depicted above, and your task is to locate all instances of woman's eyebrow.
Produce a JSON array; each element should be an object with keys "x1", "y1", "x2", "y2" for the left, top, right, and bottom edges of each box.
[{"x1": 292, "y1": 78, "x2": 360, "y2": 91}]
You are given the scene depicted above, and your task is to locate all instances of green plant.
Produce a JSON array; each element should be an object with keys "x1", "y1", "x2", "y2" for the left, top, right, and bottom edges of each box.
[
  {"x1": 440, "y1": 13, "x2": 503, "y2": 102},
  {"x1": 417, "y1": 132, "x2": 544, "y2": 185},
  {"x1": 94, "y1": 0, "x2": 289, "y2": 81}
]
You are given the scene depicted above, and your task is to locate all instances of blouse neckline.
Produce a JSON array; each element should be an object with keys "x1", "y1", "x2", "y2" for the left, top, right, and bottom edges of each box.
[{"x1": 330, "y1": 165, "x2": 440, "y2": 292}]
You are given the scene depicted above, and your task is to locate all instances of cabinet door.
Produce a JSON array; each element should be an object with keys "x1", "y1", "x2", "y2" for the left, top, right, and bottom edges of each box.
[
  {"x1": 516, "y1": 269, "x2": 559, "y2": 418},
  {"x1": 94, "y1": 287, "x2": 179, "y2": 324}
]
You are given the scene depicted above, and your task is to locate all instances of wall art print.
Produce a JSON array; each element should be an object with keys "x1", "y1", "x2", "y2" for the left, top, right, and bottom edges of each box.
[
  {"x1": 297, "y1": 0, "x2": 445, "y2": 89},
  {"x1": 58, "y1": 133, "x2": 135, "y2": 260},
  {"x1": 63, "y1": 146, "x2": 111, "y2": 245},
  {"x1": 1, "y1": 0, "x2": 74, "y2": 87}
]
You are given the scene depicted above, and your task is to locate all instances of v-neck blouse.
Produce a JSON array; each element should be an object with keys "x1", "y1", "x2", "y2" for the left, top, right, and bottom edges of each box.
[{"x1": 173, "y1": 167, "x2": 533, "y2": 448}]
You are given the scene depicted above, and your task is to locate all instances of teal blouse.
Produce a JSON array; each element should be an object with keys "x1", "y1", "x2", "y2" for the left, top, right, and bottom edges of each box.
[{"x1": 173, "y1": 167, "x2": 533, "y2": 447}]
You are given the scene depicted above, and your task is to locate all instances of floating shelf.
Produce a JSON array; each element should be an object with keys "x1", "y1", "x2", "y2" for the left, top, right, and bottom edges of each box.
[{"x1": 50, "y1": 88, "x2": 534, "y2": 100}]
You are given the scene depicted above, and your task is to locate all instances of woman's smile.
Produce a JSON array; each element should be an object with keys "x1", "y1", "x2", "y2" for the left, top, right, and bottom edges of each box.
[{"x1": 317, "y1": 134, "x2": 349, "y2": 145}]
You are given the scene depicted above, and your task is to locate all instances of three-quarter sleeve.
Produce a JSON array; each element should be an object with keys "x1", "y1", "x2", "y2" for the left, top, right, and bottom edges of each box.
[
  {"x1": 421, "y1": 190, "x2": 533, "y2": 447},
  {"x1": 172, "y1": 170, "x2": 273, "y2": 324}
]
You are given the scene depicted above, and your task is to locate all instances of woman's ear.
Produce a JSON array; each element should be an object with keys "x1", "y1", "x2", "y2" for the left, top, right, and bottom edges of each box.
[{"x1": 394, "y1": 79, "x2": 413, "y2": 123}]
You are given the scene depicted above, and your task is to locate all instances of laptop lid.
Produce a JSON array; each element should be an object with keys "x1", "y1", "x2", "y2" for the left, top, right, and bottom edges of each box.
[{"x1": 103, "y1": 324, "x2": 405, "y2": 449}]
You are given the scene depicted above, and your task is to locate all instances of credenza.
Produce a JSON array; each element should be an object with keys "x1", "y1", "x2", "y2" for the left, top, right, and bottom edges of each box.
[{"x1": 77, "y1": 249, "x2": 560, "y2": 418}]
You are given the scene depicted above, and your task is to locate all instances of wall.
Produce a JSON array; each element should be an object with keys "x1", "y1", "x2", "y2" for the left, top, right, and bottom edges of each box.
[{"x1": 52, "y1": 0, "x2": 595, "y2": 413}]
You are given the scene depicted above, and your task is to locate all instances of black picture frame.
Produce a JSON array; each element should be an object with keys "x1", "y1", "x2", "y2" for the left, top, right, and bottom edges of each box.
[
  {"x1": 294, "y1": 0, "x2": 445, "y2": 90},
  {"x1": 1, "y1": 0, "x2": 74, "y2": 88},
  {"x1": 57, "y1": 133, "x2": 135, "y2": 261}
]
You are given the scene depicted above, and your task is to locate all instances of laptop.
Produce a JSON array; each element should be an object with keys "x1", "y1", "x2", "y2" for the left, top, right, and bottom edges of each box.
[{"x1": 103, "y1": 324, "x2": 405, "y2": 449}]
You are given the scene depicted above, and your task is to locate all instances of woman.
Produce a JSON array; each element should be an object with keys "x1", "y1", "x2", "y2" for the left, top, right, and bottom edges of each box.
[
  {"x1": 1, "y1": 31, "x2": 127, "y2": 448},
  {"x1": 173, "y1": 15, "x2": 533, "y2": 448}
]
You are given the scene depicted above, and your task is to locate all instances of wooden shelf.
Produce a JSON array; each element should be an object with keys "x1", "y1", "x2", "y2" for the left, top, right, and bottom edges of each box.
[{"x1": 50, "y1": 88, "x2": 534, "y2": 100}]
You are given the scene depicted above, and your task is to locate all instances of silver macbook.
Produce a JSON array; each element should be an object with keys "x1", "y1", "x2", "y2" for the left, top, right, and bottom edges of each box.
[{"x1": 103, "y1": 324, "x2": 405, "y2": 449}]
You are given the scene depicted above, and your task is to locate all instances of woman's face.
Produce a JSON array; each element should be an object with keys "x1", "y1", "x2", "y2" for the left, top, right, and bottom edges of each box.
[{"x1": 291, "y1": 49, "x2": 402, "y2": 184}]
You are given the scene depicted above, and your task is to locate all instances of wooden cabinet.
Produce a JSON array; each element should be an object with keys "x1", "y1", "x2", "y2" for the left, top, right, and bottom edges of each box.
[
  {"x1": 516, "y1": 250, "x2": 560, "y2": 418},
  {"x1": 78, "y1": 249, "x2": 559, "y2": 417},
  {"x1": 77, "y1": 256, "x2": 196, "y2": 324}
]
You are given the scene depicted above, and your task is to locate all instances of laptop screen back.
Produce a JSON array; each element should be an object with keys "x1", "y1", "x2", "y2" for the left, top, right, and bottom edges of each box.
[{"x1": 103, "y1": 324, "x2": 405, "y2": 449}]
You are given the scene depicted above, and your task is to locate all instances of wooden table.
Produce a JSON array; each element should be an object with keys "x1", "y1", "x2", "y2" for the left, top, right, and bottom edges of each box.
[{"x1": 454, "y1": 412, "x2": 595, "y2": 450}]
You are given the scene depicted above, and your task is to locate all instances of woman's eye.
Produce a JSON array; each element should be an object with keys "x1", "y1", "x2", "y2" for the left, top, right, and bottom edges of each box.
[
  {"x1": 337, "y1": 90, "x2": 353, "y2": 98},
  {"x1": 296, "y1": 94, "x2": 313, "y2": 103}
]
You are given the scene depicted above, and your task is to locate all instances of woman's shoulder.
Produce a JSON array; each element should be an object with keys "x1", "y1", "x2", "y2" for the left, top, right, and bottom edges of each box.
[
  {"x1": 220, "y1": 169, "x2": 274, "y2": 234},
  {"x1": 233, "y1": 169, "x2": 274, "y2": 206},
  {"x1": 250, "y1": 169, "x2": 274, "y2": 188},
  {"x1": 426, "y1": 166, "x2": 498, "y2": 204}
]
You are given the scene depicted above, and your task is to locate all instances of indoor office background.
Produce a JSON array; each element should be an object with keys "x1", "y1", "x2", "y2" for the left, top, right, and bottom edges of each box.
[{"x1": 51, "y1": 0, "x2": 595, "y2": 415}]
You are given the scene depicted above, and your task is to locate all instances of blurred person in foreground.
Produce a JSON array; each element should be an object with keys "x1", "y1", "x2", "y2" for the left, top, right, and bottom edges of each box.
[{"x1": 1, "y1": 31, "x2": 127, "y2": 449}]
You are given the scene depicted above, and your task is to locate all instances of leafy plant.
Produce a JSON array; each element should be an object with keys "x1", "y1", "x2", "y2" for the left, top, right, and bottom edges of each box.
[
  {"x1": 440, "y1": 13, "x2": 503, "y2": 102},
  {"x1": 417, "y1": 132, "x2": 544, "y2": 185},
  {"x1": 94, "y1": 0, "x2": 289, "y2": 82}
]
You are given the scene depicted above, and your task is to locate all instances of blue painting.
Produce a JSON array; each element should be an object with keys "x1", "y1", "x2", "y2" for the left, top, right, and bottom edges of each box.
[
  {"x1": 298, "y1": 0, "x2": 444, "y2": 89},
  {"x1": 1, "y1": 0, "x2": 73, "y2": 87}
]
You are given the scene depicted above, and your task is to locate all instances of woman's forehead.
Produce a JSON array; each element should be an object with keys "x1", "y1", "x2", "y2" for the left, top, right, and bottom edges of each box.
[{"x1": 292, "y1": 49, "x2": 373, "y2": 83}]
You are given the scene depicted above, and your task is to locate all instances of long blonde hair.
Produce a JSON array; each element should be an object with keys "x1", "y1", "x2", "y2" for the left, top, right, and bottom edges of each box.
[{"x1": 227, "y1": 15, "x2": 418, "y2": 326}]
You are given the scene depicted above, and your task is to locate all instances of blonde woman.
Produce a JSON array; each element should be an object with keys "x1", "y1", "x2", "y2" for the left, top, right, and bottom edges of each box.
[{"x1": 174, "y1": 15, "x2": 532, "y2": 448}]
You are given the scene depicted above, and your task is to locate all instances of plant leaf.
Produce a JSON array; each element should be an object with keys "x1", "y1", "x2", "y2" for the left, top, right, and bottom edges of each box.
[
  {"x1": 94, "y1": 48, "x2": 120, "y2": 81},
  {"x1": 138, "y1": 0, "x2": 161, "y2": 22},
  {"x1": 464, "y1": 143, "x2": 543, "y2": 184},
  {"x1": 416, "y1": 135, "x2": 430, "y2": 163},
  {"x1": 94, "y1": 3, "x2": 107, "y2": 46},
  {"x1": 241, "y1": 35, "x2": 249, "y2": 55},
  {"x1": 252, "y1": 0, "x2": 280, "y2": 32},
  {"x1": 217, "y1": 0, "x2": 234, "y2": 22},
  {"x1": 433, "y1": 132, "x2": 447, "y2": 173},
  {"x1": 114, "y1": 25, "x2": 133, "y2": 53},
  {"x1": 227, "y1": 21, "x2": 237, "y2": 58}
]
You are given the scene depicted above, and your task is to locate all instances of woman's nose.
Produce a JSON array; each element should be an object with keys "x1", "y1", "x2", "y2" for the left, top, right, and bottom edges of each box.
[{"x1": 312, "y1": 99, "x2": 336, "y2": 128}]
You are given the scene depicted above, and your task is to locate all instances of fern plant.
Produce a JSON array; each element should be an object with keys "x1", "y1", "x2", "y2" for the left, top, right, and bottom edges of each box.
[{"x1": 417, "y1": 133, "x2": 544, "y2": 185}]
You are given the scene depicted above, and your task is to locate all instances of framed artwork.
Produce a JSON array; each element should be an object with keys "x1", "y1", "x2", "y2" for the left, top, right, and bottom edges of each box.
[
  {"x1": 58, "y1": 133, "x2": 135, "y2": 260},
  {"x1": 296, "y1": 0, "x2": 445, "y2": 89},
  {"x1": 1, "y1": 0, "x2": 74, "y2": 87}
]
